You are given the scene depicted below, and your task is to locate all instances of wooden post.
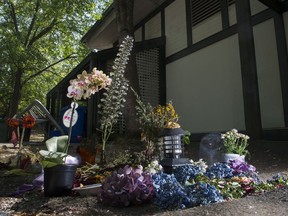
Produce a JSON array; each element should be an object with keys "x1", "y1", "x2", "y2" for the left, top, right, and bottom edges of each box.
[{"x1": 235, "y1": 0, "x2": 262, "y2": 139}]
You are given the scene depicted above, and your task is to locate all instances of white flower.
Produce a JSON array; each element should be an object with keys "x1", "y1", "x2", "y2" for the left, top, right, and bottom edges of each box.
[
  {"x1": 150, "y1": 160, "x2": 159, "y2": 167},
  {"x1": 67, "y1": 68, "x2": 111, "y2": 101}
]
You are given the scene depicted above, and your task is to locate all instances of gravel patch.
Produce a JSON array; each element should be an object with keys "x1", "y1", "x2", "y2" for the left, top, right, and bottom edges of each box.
[{"x1": 1, "y1": 140, "x2": 288, "y2": 215}]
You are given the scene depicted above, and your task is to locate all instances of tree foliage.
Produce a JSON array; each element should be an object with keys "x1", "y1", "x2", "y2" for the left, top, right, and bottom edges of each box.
[{"x1": 0, "y1": 0, "x2": 112, "y2": 117}]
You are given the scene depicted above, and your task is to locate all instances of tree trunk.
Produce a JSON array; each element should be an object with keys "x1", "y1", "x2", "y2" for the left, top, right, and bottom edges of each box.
[
  {"x1": 115, "y1": 0, "x2": 140, "y2": 136},
  {"x1": 8, "y1": 69, "x2": 23, "y2": 117}
]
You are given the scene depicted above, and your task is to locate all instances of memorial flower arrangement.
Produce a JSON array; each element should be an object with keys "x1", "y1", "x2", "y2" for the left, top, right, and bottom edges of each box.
[
  {"x1": 221, "y1": 129, "x2": 250, "y2": 157},
  {"x1": 95, "y1": 158, "x2": 288, "y2": 210},
  {"x1": 65, "y1": 36, "x2": 133, "y2": 165},
  {"x1": 134, "y1": 96, "x2": 181, "y2": 143},
  {"x1": 134, "y1": 92, "x2": 190, "y2": 159},
  {"x1": 154, "y1": 102, "x2": 180, "y2": 129}
]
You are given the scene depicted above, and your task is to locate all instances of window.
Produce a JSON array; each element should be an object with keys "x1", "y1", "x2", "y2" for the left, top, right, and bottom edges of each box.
[{"x1": 190, "y1": 0, "x2": 235, "y2": 26}]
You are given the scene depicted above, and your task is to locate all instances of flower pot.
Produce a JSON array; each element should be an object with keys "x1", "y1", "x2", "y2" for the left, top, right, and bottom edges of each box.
[
  {"x1": 44, "y1": 164, "x2": 77, "y2": 197},
  {"x1": 222, "y1": 153, "x2": 245, "y2": 163}
]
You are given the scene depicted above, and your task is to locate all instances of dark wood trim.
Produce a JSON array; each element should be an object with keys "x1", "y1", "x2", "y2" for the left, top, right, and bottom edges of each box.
[
  {"x1": 50, "y1": 93, "x2": 56, "y2": 120},
  {"x1": 274, "y1": 14, "x2": 288, "y2": 127},
  {"x1": 220, "y1": 0, "x2": 230, "y2": 29},
  {"x1": 236, "y1": 0, "x2": 262, "y2": 139},
  {"x1": 262, "y1": 128, "x2": 288, "y2": 141},
  {"x1": 252, "y1": 8, "x2": 276, "y2": 25},
  {"x1": 94, "y1": 37, "x2": 166, "y2": 61},
  {"x1": 87, "y1": 54, "x2": 98, "y2": 138},
  {"x1": 258, "y1": 0, "x2": 283, "y2": 14},
  {"x1": 185, "y1": 0, "x2": 192, "y2": 46},
  {"x1": 161, "y1": 9, "x2": 165, "y2": 37},
  {"x1": 166, "y1": 25, "x2": 237, "y2": 64},
  {"x1": 142, "y1": 24, "x2": 145, "y2": 41},
  {"x1": 46, "y1": 95, "x2": 50, "y2": 113},
  {"x1": 284, "y1": 1, "x2": 288, "y2": 11},
  {"x1": 135, "y1": 36, "x2": 166, "y2": 51},
  {"x1": 159, "y1": 40, "x2": 167, "y2": 105}
]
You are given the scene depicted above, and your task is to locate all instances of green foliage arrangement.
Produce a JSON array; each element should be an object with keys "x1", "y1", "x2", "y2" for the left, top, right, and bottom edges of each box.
[
  {"x1": 39, "y1": 135, "x2": 69, "y2": 168},
  {"x1": 133, "y1": 90, "x2": 190, "y2": 158}
]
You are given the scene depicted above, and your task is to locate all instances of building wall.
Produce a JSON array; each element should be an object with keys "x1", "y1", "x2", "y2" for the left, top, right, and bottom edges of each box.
[
  {"x1": 165, "y1": 0, "x2": 187, "y2": 56},
  {"x1": 131, "y1": 0, "x2": 288, "y2": 134},
  {"x1": 166, "y1": 35, "x2": 245, "y2": 133},
  {"x1": 253, "y1": 19, "x2": 285, "y2": 128},
  {"x1": 193, "y1": 12, "x2": 222, "y2": 44},
  {"x1": 228, "y1": 3, "x2": 237, "y2": 26},
  {"x1": 145, "y1": 13, "x2": 161, "y2": 40},
  {"x1": 134, "y1": 27, "x2": 142, "y2": 42}
]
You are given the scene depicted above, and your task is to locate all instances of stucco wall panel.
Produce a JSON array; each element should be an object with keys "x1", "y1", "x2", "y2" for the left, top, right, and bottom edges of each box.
[
  {"x1": 145, "y1": 13, "x2": 161, "y2": 40},
  {"x1": 229, "y1": 3, "x2": 237, "y2": 26},
  {"x1": 165, "y1": 0, "x2": 187, "y2": 56},
  {"x1": 253, "y1": 19, "x2": 285, "y2": 128},
  {"x1": 134, "y1": 27, "x2": 142, "y2": 42},
  {"x1": 166, "y1": 35, "x2": 245, "y2": 133},
  {"x1": 193, "y1": 12, "x2": 222, "y2": 43}
]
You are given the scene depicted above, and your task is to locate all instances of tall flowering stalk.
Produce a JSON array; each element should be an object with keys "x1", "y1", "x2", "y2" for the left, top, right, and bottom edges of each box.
[{"x1": 98, "y1": 35, "x2": 134, "y2": 158}]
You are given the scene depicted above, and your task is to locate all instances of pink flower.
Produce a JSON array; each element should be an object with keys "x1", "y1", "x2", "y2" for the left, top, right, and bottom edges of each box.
[
  {"x1": 67, "y1": 67, "x2": 111, "y2": 101},
  {"x1": 67, "y1": 86, "x2": 84, "y2": 100}
]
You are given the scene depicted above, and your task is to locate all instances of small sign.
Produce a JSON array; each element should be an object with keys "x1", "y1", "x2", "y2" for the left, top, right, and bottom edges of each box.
[{"x1": 63, "y1": 108, "x2": 78, "y2": 128}]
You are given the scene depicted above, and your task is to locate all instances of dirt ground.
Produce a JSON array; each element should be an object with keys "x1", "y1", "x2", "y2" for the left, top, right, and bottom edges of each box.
[{"x1": 1, "y1": 140, "x2": 288, "y2": 215}]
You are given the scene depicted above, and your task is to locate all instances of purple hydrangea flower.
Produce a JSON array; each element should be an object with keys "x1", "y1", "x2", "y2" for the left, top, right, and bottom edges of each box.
[
  {"x1": 229, "y1": 160, "x2": 256, "y2": 174},
  {"x1": 228, "y1": 160, "x2": 261, "y2": 183},
  {"x1": 100, "y1": 165, "x2": 154, "y2": 207}
]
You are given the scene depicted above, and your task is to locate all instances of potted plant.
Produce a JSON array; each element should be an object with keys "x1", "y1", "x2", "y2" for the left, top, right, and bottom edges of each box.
[
  {"x1": 220, "y1": 129, "x2": 250, "y2": 162},
  {"x1": 39, "y1": 135, "x2": 79, "y2": 197}
]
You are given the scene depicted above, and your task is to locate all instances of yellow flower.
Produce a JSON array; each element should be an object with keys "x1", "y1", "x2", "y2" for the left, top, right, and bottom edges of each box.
[{"x1": 166, "y1": 122, "x2": 180, "y2": 129}]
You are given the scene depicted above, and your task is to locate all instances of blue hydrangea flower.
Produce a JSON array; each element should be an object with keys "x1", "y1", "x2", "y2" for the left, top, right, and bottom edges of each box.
[
  {"x1": 267, "y1": 173, "x2": 288, "y2": 184},
  {"x1": 174, "y1": 165, "x2": 202, "y2": 184},
  {"x1": 205, "y1": 162, "x2": 234, "y2": 179},
  {"x1": 186, "y1": 182, "x2": 224, "y2": 207},
  {"x1": 152, "y1": 173, "x2": 191, "y2": 209}
]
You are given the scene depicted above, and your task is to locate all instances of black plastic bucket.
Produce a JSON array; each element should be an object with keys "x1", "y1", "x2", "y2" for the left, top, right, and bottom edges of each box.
[{"x1": 44, "y1": 164, "x2": 77, "y2": 197}]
